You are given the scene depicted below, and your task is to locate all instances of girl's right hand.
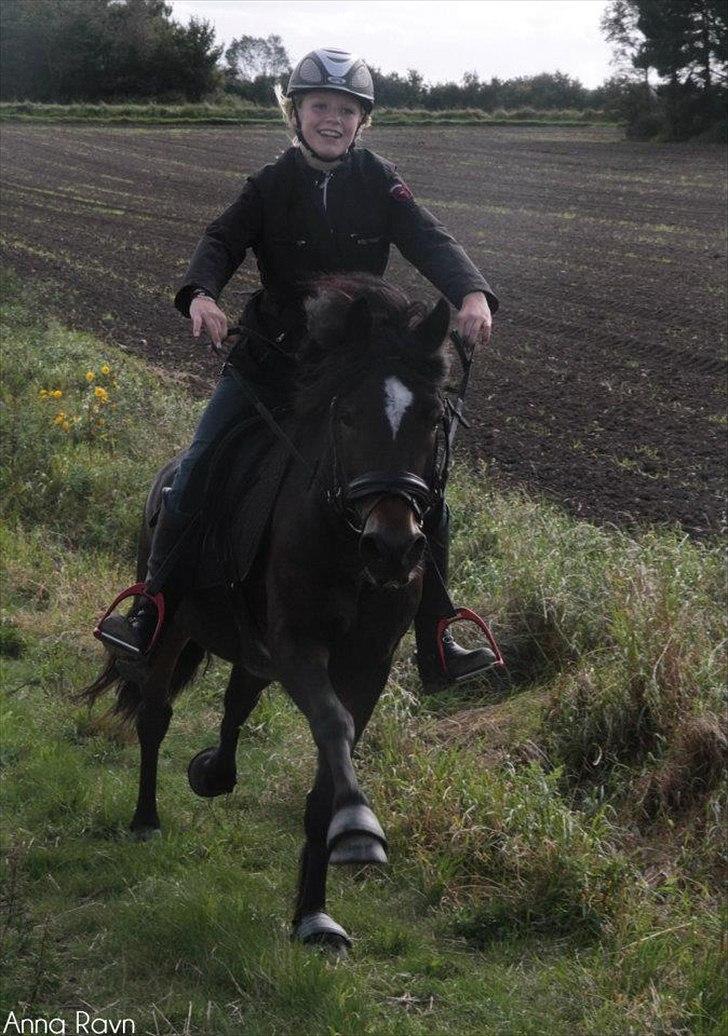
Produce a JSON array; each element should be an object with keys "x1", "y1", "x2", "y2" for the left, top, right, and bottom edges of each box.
[{"x1": 190, "y1": 295, "x2": 228, "y2": 353}]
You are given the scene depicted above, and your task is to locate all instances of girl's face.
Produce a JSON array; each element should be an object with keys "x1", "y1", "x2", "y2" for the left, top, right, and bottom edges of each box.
[{"x1": 296, "y1": 90, "x2": 364, "y2": 159}]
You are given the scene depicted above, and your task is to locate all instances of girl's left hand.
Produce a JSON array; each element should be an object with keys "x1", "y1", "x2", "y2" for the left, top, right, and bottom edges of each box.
[{"x1": 455, "y1": 292, "x2": 492, "y2": 347}]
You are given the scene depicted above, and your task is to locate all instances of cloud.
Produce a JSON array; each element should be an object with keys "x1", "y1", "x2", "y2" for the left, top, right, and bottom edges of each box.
[{"x1": 170, "y1": 0, "x2": 614, "y2": 88}]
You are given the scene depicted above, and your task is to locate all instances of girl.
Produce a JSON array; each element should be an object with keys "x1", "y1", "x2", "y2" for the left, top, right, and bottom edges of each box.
[{"x1": 99, "y1": 47, "x2": 499, "y2": 689}]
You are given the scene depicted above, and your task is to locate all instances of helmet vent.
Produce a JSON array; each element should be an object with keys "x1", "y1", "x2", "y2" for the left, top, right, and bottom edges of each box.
[
  {"x1": 298, "y1": 57, "x2": 323, "y2": 84},
  {"x1": 350, "y1": 65, "x2": 372, "y2": 89},
  {"x1": 317, "y1": 49, "x2": 357, "y2": 77}
]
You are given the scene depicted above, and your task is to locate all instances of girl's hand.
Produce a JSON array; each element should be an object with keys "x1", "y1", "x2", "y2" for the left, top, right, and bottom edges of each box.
[
  {"x1": 190, "y1": 295, "x2": 228, "y2": 353},
  {"x1": 455, "y1": 292, "x2": 492, "y2": 348}
]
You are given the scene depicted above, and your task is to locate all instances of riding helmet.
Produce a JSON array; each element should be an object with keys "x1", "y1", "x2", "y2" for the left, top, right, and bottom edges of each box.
[{"x1": 286, "y1": 48, "x2": 375, "y2": 112}]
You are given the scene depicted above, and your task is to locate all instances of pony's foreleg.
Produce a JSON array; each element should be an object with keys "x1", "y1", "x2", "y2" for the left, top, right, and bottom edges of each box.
[
  {"x1": 187, "y1": 666, "x2": 268, "y2": 799},
  {"x1": 279, "y1": 640, "x2": 387, "y2": 868},
  {"x1": 291, "y1": 760, "x2": 354, "y2": 953},
  {"x1": 294, "y1": 759, "x2": 334, "y2": 923},
  {"x1": 129, "y1": 627, "x2": 188, "y2": 839},
  {"x1": 291, "y1": 667, "x2": 390, "y2": 951},
  {"x1": 278, "y1": 643, "x2": 360, "y2": 807}
]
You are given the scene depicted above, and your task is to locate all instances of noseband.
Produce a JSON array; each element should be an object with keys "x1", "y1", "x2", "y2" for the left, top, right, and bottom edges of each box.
[{"x1": 323, "y1": 396, "x2": 447, "y2": 535}]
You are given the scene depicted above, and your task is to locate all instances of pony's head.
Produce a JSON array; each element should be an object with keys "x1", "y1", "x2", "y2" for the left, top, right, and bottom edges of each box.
[{"x1": 300, "y1": 275, "x2": 451, "y2": 589}]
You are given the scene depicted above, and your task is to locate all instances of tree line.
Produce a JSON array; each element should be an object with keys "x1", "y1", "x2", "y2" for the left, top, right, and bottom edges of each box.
[
  {"x1": 1, "y1": 0, "x2": 726, "y2": 139},
  {"x1": 0, "y1": 0, "x2": 221, "y2": 102}
]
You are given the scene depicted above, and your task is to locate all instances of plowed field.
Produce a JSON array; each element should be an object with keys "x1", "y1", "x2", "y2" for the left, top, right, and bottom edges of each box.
[{"x1": 1, "y1": 123, "x2": 725, "y2": 535}]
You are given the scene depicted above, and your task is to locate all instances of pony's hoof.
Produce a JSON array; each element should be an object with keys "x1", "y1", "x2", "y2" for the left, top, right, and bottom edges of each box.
[
  {"x1": 327, "y1": 805, "x2": 388, "y2": 867},
  {"x1": 292, "y1": 912, "x2": 352, "y2": 957},
  {"x1": 130, "y1": 825, "x2": 161, "y2": 842},
  {"x1": 187, "y1": 747, "x2": 236, "y2": 798}
]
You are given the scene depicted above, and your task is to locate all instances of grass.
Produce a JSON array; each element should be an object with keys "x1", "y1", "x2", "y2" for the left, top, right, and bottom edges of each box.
[
  {"x1": 0, "y1": 100, "x2": 618, "y2": 128},
  {"x1": 1, "y1": 269, "x2": 726, "y2": 1033}
]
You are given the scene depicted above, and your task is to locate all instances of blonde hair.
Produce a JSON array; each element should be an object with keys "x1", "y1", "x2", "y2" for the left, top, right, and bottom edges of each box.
[{"x1": 274, "y1": 83, "x2": 372, "y2": 139}]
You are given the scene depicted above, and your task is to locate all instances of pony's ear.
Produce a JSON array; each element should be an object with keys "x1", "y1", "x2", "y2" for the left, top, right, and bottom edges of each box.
[
  {"x1": 412, "y1": 298, "x2": 450, "y2": 352},
  {"x1": 343, "y1": 295, "x2": 373, "y2": 344}
]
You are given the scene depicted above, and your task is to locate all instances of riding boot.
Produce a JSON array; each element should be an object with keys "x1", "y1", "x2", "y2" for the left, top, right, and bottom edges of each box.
[
  {"x1": 97, "y1": 492, "x2": 194, "y2": 657},
  {"x1": 415, "y1": 500, "x2": 496, "y2": 691}
]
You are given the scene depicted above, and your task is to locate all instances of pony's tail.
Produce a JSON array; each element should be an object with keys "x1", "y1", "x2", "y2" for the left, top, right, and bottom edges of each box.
[
  {"x1": 78, "y1": 642, "x2": 208, "y2": 723},
  {"x1": 78, "y1": 657, "x2": 145, "y2": 722}
]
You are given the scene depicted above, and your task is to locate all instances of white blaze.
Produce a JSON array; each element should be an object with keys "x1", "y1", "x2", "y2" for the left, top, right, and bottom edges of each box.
[{"x1": 383, "y1": 376, "x2": 413, "y2": 439}]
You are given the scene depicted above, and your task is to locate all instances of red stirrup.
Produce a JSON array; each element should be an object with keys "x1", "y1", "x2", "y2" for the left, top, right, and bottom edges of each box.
[
  {"x1": 436, "y1": 607, "x2": 505, "y2": 675},
  {"x1": 93, "y1": 582, "x2": 166, "y2": 655}
]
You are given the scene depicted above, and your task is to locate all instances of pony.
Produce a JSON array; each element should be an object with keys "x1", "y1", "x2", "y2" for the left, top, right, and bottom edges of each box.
[{"x1": 84, "y1": 274, "x2": 453, "y2": 954}]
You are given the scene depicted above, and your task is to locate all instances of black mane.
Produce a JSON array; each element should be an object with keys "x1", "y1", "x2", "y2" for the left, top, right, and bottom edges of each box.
[{"x1": 296, "y1": 274, "x2": 449, "y2": 417}]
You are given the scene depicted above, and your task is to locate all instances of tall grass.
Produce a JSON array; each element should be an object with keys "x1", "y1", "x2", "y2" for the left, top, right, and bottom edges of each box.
[{"x1": 0, "y1": 270, "x2": 201, "y2": 552}]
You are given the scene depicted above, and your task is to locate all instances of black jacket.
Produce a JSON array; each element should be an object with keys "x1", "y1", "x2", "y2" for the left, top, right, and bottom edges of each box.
[{"x1": 174, "y1": 146, "x2": 498, "y2": 354}]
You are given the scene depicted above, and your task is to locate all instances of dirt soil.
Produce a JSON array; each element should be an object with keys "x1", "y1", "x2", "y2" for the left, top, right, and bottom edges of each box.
[{"x1": 1, "y1": 123, "x2": 726, "y2": 536}]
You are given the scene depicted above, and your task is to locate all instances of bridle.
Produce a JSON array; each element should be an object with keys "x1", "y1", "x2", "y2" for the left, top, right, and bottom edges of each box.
[
  {"x1": 323, "y1": 394, "x2": 450, "y2": 537},
  {"x1": 225, "y1": 325, "x2": 472, "y2": 541}
]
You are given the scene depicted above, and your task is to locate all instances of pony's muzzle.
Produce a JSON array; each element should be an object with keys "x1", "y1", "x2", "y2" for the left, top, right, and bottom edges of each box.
[{"x1": 359, "y1": 499, "x2": 426, "y2": 586}]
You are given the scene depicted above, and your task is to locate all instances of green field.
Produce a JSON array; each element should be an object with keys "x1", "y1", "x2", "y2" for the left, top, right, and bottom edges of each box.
[
  {"x1": 1, "y1": 272, "x2": 725, "y2": 1034},
  {"x1": 0, "y1": 100, "x2": 615, "y2": 127}
]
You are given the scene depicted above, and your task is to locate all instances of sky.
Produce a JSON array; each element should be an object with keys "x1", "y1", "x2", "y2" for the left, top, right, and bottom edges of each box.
[{"x1": 168, "y1": 0, "x2": 617, "y2": 89}]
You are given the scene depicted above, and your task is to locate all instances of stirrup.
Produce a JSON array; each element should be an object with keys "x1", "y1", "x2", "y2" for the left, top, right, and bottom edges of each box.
[
  {"x1": 436, "y1": 607, "x2": 505, "y2": 678},
  {"x1": 93, "y1": 581, "x2": 165, "y2": 657}
]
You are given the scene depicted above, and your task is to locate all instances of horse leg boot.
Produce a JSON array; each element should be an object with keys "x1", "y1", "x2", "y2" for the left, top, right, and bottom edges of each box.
[
  {"x1": 415, "y1": 499, "x2": 496, "y2": 691},
  {"x1": 98, "y1": 491, "x2": 195, "y2": 658}
]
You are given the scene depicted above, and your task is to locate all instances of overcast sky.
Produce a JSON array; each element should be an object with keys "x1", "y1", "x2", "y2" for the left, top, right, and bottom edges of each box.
[{"x1": 168, "y1": 0, "x2": 617, "y2": 89}]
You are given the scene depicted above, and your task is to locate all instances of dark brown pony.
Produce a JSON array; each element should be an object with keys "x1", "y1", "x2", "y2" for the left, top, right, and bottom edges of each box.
[{"x1": 84, "y1": 275, "x2": 452, "y2": 953}]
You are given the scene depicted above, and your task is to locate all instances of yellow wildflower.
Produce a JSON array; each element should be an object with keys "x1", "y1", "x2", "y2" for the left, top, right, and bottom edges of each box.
[
  {"x1": 94, "y1": 386, "x2": 109, "y2": 403},
  {"x1": 100, "y1": 364, "x2": 111, "y2": 376},
  {"x1": 53, "y1": 411, "x2": 66, "y2": 425},
  {"x1": 51, "y1": 389, "x2": 63, "y2": 399},
  {"x1": 85, "y1": 370, "x2": 95, "y2": 382},
  {"x1": 39, "y1": 388, "x2": 49, "y2": 398}
]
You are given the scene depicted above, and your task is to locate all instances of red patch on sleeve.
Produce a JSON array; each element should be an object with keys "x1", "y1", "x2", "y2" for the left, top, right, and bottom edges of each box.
[{"x1": 390, "y1": 180, "x2": 414, "y2": 203}]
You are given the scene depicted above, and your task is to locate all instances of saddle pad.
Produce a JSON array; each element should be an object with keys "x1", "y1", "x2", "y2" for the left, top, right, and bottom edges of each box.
[{"x1": 194, "y1": 417, "x2": 295, "y2": 590}]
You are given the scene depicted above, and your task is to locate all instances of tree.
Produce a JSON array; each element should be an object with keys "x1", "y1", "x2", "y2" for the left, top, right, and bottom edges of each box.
[
  {"x1": 224, "y1": 34, "x2": 289, "y2": 82},
  {"x1": 601, "y1": 0, "x2": 728, "y2": 137}
]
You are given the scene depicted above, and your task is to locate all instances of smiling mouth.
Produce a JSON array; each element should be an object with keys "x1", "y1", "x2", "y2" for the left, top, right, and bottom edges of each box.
[{"x1": 318, "y1": 130, "x2": 342, "y2": 139}]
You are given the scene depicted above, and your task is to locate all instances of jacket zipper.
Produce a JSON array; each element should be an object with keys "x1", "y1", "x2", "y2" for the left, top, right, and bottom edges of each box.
[{"x1": 319, "y1": 172, "x2": 333, "y2": 214}]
